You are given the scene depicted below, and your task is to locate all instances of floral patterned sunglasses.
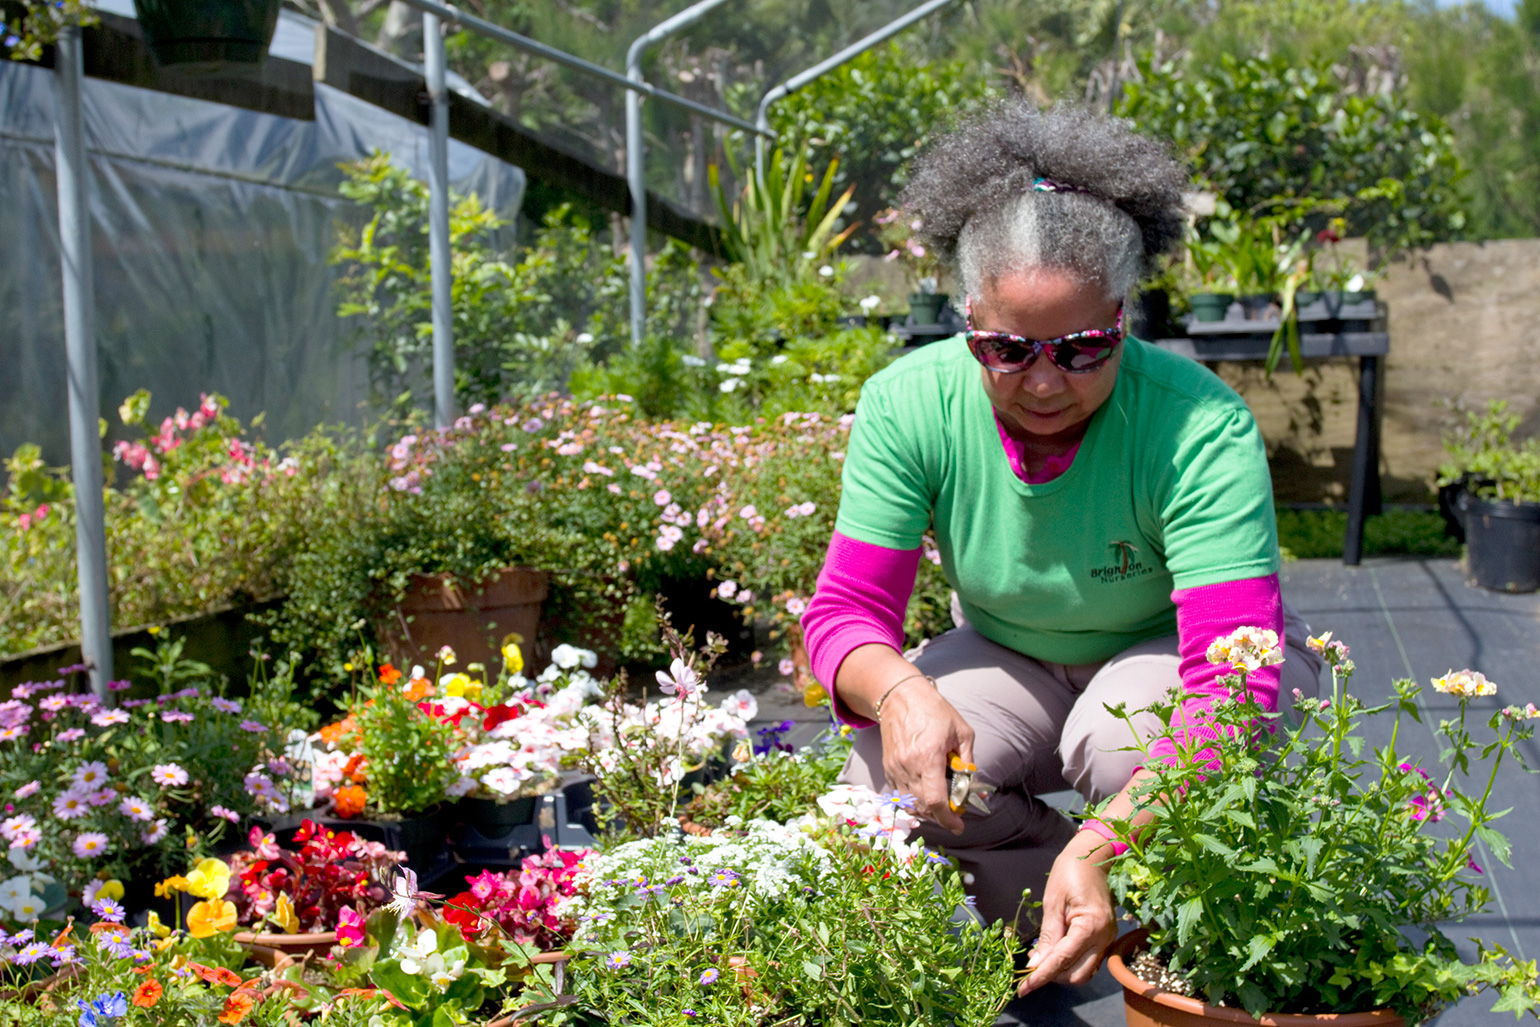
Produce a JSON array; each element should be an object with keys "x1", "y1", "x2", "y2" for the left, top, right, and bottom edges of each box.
[{"x1": 963, "y1": 297, "x2": 1125, "y2": 374}]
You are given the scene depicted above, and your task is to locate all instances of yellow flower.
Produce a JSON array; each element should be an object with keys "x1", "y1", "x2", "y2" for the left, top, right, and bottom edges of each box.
[
  {"x1": 500, "y1": 635, "x2": 525, "y2": 676},
  {"x1": 272, "y1": 894, "x2": 299, "y2": 934},
  {"x1": 1431, "y1": 669, "x2": 1496, "y2": 699},
  {"x1": 343, "y1": 662, "x2": 354, "y2": 672},
  {"x1": 185, "y1": 858, "x2": 231, "y2": 901},
  {"x1": 147, "y1": 625, "x2": 161, "y2": 636},
  {"x1": 154, "y1": 875, "x2": 191, "y2": 898},
  {"x1": 146, "y1": 911, "x2": 171, "y2": 939},
  {"x1": 186, "y1": 898, "x2": 237, "y2": 938},
  {"x1": 96, "y1": 878, "x2": 125, "y2": 901},
  {"x1": 441, "y1": 673, "x2": 472, "y2": 698},
  {"x1": 803, "y1": 681, "x2": 828, "y2": 707}
]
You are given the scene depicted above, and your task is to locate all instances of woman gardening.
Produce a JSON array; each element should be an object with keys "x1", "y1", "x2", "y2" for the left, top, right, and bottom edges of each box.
[{"x1": 801, "y1": 103, "x2": 1324, "y2": 997}]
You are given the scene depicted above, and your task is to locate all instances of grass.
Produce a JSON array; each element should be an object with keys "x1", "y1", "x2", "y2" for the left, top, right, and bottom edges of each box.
[{"x1": 1276, "y1": 507, "x2": 1462, "y2": 561}]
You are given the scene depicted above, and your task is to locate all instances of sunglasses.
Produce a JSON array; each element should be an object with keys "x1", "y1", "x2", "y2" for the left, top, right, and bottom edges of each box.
[{"x1": 963, "y1": 299, "x2": 1125, "y2": 374}]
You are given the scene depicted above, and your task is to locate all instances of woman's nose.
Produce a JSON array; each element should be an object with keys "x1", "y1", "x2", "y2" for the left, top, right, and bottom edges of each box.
[{"x1": 1017, "y1": 357, "x2": 1065, "y2": 395}]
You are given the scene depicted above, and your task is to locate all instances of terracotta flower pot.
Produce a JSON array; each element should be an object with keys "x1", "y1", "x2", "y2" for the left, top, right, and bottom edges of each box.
[
  {"x1": 1106, "y1": 931, "x2": 1405, "y2": 1027},
  {"x1": 381, "y1": 567, "x2": 549, "y2": 673},
  {"x1": 233, "y1": 930, "x2": 337, "y2": 961}
]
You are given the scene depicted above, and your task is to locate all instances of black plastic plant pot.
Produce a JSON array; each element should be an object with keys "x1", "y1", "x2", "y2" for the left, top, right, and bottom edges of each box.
[
  {"x1": 449, "y1": 795, "x2": 538, "y2": 836},
  {"x1": 1188, "y1": 292, "x2": 1234, "y2": 322},
  {"x1": 1238, "y1": 293, "x2": 1276, "y2": 320},
  {"x1": 132, "y1": 0, "x2": 281, "y2": 67},
  {"x1": 1456, "y1": 490, "x2": 1540, "y2": 593}
]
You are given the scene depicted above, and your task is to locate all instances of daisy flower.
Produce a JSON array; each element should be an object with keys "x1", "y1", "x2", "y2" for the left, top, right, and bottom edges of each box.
[
  {"x1": 210, "y1": 697, "x2": 242, "y2": 714},
  {"x1": 118, "y1": 797, "x2": 154, "y2": 822},
  {"x1": 72, "y1": 761, "x2": 109, "y2": 789},
  {"x1": 151, "y1": 764, "x2": 188, "y2": 787},
  {"x1": 72, "y1": 832, "x2": 109, "y2": 859},
  {"x1": 90, "y1": 710, "x2": 129, "y2": 726},
  {"x1": 141, "y1": 820, "x2": 169, "y2": 845},
  {"x1": 52, "y1": 792, "x2": 90, "y2": 820},
  {"x1": 12, "y1": 781, "x2": 38, "y2": 799}
]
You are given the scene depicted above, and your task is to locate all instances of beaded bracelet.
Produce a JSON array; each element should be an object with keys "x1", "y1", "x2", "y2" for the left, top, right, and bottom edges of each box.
[{"x1": 873, "y1": 673, "x2": 936, "y2": 722}]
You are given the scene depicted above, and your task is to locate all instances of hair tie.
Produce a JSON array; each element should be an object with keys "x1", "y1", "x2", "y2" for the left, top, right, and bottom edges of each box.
[{"x1": 1032, "y1": 177, "x2": 1092, "y2": 195}]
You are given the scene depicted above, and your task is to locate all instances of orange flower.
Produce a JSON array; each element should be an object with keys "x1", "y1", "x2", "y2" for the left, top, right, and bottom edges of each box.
[
  {"x1": 218, "y1": 987, "x2": 258, "y2": 1024},
  {"x1": 378, "y1": 663, "x2": 402, "y2": 685},
  {"x1": 333, "y1": 784, "x2": 367, "y2": 819},
  {"x1": 187, "y1": 961, "x2": 244, "y2": 988},
  {"x1": 133, "y1": 979, "x2": 163, "y2": 1008},
  {"x1": 186, "y1": 898, "x2": 238, "y2": 939},
  {"x1": 318, "y1": 713, "x2": 358, "y2": 746},
  {"x1": 403, "y1": 677, "x2": 433, "y2": 701},
  {"x1": 342, "y1": 753, "x2": 368, "y2": 782}
]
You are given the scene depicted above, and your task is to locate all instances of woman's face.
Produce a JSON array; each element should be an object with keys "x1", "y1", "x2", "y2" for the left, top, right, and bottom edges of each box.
[{"x1": 970, "y1": 268, "x2": 1123, "y2": 441}]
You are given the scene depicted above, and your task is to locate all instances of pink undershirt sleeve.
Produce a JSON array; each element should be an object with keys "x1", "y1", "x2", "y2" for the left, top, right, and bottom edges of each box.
[
  {"x1": 1144, "y1": 572, "x2": 1284, "y2": 767},
  {"x1": 801, "y1": 531, "x2": 921, "y2": 728}
]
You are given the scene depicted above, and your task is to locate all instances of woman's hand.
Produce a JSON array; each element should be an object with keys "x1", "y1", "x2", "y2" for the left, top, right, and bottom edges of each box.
[
  {"x1": 877, "y1": 678, "x2": 975, "y2": 834},
  {"x1": 1016, "y1": 830, "x2": 1117, "y2": 995}
]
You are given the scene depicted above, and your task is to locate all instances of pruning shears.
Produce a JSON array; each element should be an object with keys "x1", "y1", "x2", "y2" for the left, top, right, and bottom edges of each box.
[{"x1": 946, "y1": 754, "x2": 993, "y2": 815}]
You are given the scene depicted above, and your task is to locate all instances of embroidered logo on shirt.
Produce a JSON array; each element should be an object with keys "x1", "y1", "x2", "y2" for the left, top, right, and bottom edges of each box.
[{"x1": 1090, "y1": 540, "x2": 1154, "y2": 583}]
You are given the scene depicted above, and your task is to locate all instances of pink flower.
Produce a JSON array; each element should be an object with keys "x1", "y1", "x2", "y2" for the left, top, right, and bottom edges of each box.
[
  {"x1": 55, "y1": 728, "x2": 84, "y2": 743},
  {"x1": 209, "y1": 805, "x2": 240, "y2": 823},
  {"x1": 160, "y1": 710, "x2": 194, "y2": 723},
  {"x1": 151, "y1": 763, "x2": 189, "y2": 787},
  {"x1": 141, "y1": 819, "x2": 169, "y2": 845},
  {"x1": 13, "y1": 782, "x2": 39, "y2": 799},
  {"x1": 778, "y1": 658, "x2": 795, "y2": 677},
  {"x1": 239, "y1": 720, "x2": 268, "y2": 733},
  {"x1": 0, "y1": 814, "x2": 37, "y2": 842},
  {"x1": 52, "y1": 792, "x2": 90, "y2": 820},
  {"x1": 653, "y1": 489, "x2": 672, "y2": 506},
  {"x1": 72, "y1": 832, "x2": 109, "y2": 858},
  {"x1": 72, "y1": 761, "x2": 108, "y2": 789},
  {"x1": 90, "y1": 709, "x2": 129, "y2": 727},
  {"x1": 656, "y1": 658, "x2": 701, "y2": 698},
  {"x1": 785, "y1": 597, "x2": 806, "y2": 617},
  {"x1": 336, "y1": 906, "x2": 366, "y2": 947},
  {"x1": 118, "y1": 796, "x2": 155, "y2": 822},
  {"x1": 210, "y1": 697, "x2": 241, "y2": 714}
]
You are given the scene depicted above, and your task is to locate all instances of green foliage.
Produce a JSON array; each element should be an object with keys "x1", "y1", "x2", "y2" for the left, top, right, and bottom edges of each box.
[
  {"x1": 1119, "y1": 53, "x2": 1468, "y2": 257},
  {"x1": 708, "y1": 147, "x2": 855, "y2": 287},
  {"x1": 1438, "y1": 400, "x2": 1540, "y2": 505},
  {"x1": 764, "y1": 41, "x2": 998, "y2": 243},
  {"x1": 354, "y1": 671, "x2": 461, "y2": 815},
  {"x1": 1, "y1": 0, "x2": 97, "y2": 62},
  {"x1": 334, "y1": 154, "x2": 634, "y2": 415},
  {"x1": 1099, "y1": 643, "x2": 1540, "y2": 1021},
  {"x1": 1275, "y1": 508, "x2": 1461, "y2": 561},
  {"x1": 555, "y1": 822, "x2": 1016, "y2": 1027},
  {"x1": 684, "y1": 731, "x2": 850, "y2": 828}
]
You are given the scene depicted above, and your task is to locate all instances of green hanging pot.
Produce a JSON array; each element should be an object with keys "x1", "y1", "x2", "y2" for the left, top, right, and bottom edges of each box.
[{"x1": 133, "y1": 0, "x2": 281, "y2": 67}]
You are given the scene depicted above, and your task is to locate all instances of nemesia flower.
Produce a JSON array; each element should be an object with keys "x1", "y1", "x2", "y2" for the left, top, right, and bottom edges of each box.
[
  {"x1": 1206, "y1": 627, "x2": 1284, "y2": 674},
  {"x1": 1431, "y1": 669, "x2": 1496, "y2": 698}
]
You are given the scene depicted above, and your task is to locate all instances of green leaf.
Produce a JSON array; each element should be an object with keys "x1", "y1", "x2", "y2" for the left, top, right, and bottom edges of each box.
[
  {"x1": 1176, "y1": 896, "x2": 1205, "y2": 946},
  {"x1": 802, "y1": 958, "x2": 825, "y2": 980},
  {"x1": 1476, "y1": 825, "x2": 1513, "y2": 867}
]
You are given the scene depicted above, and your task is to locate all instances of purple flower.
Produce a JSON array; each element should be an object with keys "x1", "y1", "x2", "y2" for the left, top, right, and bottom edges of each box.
[
  {"x1": 238, "y1": 720, "x2": 268, "y2": 733},
  {"x1": 72, "y1": 832, "x2": 109, "y2": 858},
  {"x1": 699, "y1": 967, "x2": 720, "y2": 985},
  {"x1": 12, "y1": 942, "x2": 47, "y2": 965},
  {"x1": 106, "y1": 680, "x2": 130, "y2": 692},
  {"x1": 117, "y1": 797, "x2": 154, "y2": 822},
  {"x1": 210, "y1": 697, "x2": 242, "y2": 714},
  {"x1": 90, "y1": 897, "x2": 125, "y2": 923},
  {"x1": 56, "y1": 728, "x2": 85, "y2": 742},
  {"x1": 705, "y1": 869, "x2": 739, "y2": 888},
  {"x1": 879, "y1": 790, "x2": 918, "y2": 811},
  {"x1": 160, "y1": 711, "x2": 194, "y2": 723},
  {"x1": 604, "y1": 950, "x2": 632, "y2": 970}
]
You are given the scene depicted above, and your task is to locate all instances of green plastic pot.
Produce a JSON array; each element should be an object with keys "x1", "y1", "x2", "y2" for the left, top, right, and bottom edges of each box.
[
  {"x1": 907, "y1": 292, "x2": 949, "y2": 325},
  {"x1": 132, "y1": 0, "x2": 281, "y2": 67},
  {"x1": 1188, "y1": 293, "x2": 1234, "y2": 322}
]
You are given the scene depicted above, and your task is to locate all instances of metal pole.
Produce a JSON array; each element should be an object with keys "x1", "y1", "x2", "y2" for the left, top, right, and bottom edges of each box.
[
  {"x1": 395, "y1": 0, "x2": 770, "y2": 136},
  {"x1": 626, "y1": 0, "x2": 735, "y2": 350},
  {"x1": 54, "y1": 25, "x2": 113, "y2": 700},
  {"x1": 754, "y1": 0, "x2": 957, "y2": 180},
  {"x1": 424, "y1": 11, "x2": 454, "y2": 429}
]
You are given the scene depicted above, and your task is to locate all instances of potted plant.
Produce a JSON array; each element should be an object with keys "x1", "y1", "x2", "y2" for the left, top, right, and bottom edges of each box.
[
  {"x1": 1092, "y1": 628, "x2": 1540, "y2": 1025},
  {"x1": 1438, "y1": 400, "x2": 1540, "y2": 592},
  {"x1": 876, "y1": 208, "x2": 951, "y2": 325},
  {"x1": 224, "y1": 820, "x2": 404, "y2": 959},
  {"x1": 131, "y1": 0, "x2": 281, "y2": 67}
]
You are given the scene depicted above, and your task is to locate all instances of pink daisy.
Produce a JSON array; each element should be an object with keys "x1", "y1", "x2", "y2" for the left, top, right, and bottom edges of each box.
[
  {"x1": 151, "y1": 763, "x2": 188, "y2": 787},
  {"x1": 71, "y1": 761, "x2": 108, "y2": 789},
  {"x1": 72, "y1": 832, "x2": 109, "y2": 858}
]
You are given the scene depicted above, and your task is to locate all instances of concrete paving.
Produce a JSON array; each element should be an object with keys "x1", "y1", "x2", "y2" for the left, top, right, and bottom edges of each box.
[{"x1": 738, "y1": 557, "x2": 1540, "y2": 1026}]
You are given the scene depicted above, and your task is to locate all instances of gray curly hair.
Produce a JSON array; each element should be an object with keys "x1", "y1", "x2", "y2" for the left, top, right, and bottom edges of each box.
[{"x1": 899, "y1": 102, "x2": 1189, "y2": 303}]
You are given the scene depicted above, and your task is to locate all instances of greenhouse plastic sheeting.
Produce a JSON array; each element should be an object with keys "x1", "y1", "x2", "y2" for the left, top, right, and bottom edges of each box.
[{"x1": 1, "y1": 8, "x2": 525, "y2": 467}]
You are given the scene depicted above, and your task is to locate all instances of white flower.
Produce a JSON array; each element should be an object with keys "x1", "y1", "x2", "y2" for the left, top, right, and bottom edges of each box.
[
  {"x1": 818, "y1": 265, "x2": 834, "y2": 277},
  {"x1": 719, "y1": 377, "x2": 742, "y2": 393},
  {"x1": 1346, "y1": 273, "x2": 1365, "y2": 292},
  {"x1": 576, "y1": 332, "x2": 594, "y2": 344},
  {"x1": 397, "y1": 927, "x2": 438, "y2": 975},
  {"x1": 716, "y1": 580, "x2": 738, "y2": 600},
  {"x1": 682, "y1": 354, "x2": 706, "y2": 367},
  {"x1": 8, "y1": 894, "x2": 42, "y2": 921},
  {"x1": 551, "y1": 644, "x2": 584, "y2": 670},
  {"x1": 1205, "y1": 627, "x2": 1284, "y2": 674},
  {"x1": 859, "y1": 295, "x2": 881, "y2": 312},
  {"x1": 7, "y1": 847, "x2": 40, "y2": 872},
  {"x1": 0, "y1": 875, "x2": 31, "y2": 907},
  {"x1": 430, "y1": 955, "x2": 465, "y2": 992},
  {"x1": 482, "y1": 767, "x2": 524, "y2": 796}
]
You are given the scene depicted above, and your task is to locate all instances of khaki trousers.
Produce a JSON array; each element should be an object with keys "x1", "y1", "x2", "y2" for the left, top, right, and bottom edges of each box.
[{"x1": 840, "y1": 604, "x2": 1324, "y2": 928}]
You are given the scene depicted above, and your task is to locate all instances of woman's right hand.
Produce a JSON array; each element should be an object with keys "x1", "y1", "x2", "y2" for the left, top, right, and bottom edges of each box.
[{"x1": 877, "y1": 676, "x2": 975, "y2": 835}]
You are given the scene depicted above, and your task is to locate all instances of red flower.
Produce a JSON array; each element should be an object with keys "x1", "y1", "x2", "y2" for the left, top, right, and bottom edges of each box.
[
  {"x1": 443, "y1": 892, "x2": 483, "y2": 939},
  {"x1": 482, "y1": 703, "x2": 525, "y2": 731},
  {"x1": 133, "y1": 979, "x2": 163, "y2": 1007}
]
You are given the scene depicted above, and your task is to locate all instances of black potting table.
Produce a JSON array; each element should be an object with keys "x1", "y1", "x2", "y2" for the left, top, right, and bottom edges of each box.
[{"x1": 1153, "y1": 295, "x2": 1389, "y2": 565}]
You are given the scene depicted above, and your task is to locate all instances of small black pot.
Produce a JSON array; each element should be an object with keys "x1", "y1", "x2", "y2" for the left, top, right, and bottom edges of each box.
[
  {"x1": 1238, "y1": 293, "x2": 1277, "y2": 320},
  {"x1": 449, "y1": 795, "x2": 538, "y2": 835},
  {"x1": 132, "y1": 0, "x2": 281, "y2": 67},
  {"x1": 275, "y1": 805, "x2": 448, "y2": 876},
  {"x1": 1454, "y1": 490, "x2": 1540, "y2": 593}
]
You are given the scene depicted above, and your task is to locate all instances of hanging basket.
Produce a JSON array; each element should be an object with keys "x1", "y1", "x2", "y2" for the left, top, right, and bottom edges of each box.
[{"x1": 132, "y1": 0, "x2": 282, "y2": 68}]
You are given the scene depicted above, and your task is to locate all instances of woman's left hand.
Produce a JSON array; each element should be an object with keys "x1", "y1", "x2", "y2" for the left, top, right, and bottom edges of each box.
[{"x1": 1016, "y1": 830, "x2": 1118, "y2": 996}]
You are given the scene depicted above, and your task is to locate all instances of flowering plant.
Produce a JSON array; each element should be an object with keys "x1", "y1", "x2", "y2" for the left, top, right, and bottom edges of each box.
[
  {"x1": 225, "y1": 822, "x2": 403, "y2": 936},
  {"x1": 1095, "y1": 627, "x2": 1540, "y2": 1022},
  {"x1": 551, "y1": 798, "x2": 1015, "y2": 1027},
  {"x1": 569, "y1": 617, "x2": 756, "y2": 835},
  {"x1": 875, "y1": 206, "x2": 946, "y2": 295},
  {"x1": 0, "y1": 656, "x2": 293, "y2": 909},
  {"x1": 441, "y1": 847, "x2": 591, "y2": 949}
]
